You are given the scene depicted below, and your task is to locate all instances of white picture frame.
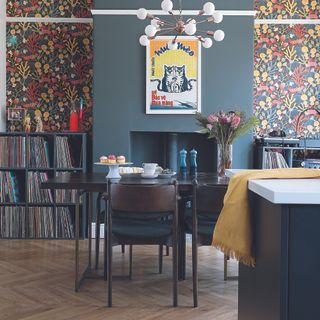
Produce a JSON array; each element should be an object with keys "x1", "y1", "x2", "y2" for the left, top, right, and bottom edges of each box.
[{"x1": 146, "y1": 36, "x2": 201, "y2": 115}]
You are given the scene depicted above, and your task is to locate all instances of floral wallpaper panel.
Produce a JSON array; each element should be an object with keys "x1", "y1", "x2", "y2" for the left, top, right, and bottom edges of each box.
[
  {"x1": 254, "y1": 24, "x2": 320, "y2": 137},
  {"x1": 255, "y1": 0, "x2": 320, "y2": 19},
  {"x1": 6, "y1": 22, "x2": 93, "y2": 132},
  {"x1": 6, "y1": 0, "x2": 93, "y2": 18}
]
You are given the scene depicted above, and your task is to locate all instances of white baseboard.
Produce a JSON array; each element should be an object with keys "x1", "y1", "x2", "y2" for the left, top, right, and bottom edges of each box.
[{"x1": 91, "y1": 222, "x2": 104, "y2": 239}]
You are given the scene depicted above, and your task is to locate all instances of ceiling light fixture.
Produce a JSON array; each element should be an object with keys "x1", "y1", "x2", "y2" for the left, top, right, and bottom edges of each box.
[{"x1": 137, "y1": 0, "x2": 225, "y2": 49}]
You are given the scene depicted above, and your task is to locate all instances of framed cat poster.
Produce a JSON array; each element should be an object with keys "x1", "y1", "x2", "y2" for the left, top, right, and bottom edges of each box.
[{"x1": 146, "y1": 36, "x2": 201, "y2": 114}]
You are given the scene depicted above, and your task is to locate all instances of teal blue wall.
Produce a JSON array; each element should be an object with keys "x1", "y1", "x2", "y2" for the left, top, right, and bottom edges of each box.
[{"x1": 93, "y1": 1, "x2": 254, "y2": 170}]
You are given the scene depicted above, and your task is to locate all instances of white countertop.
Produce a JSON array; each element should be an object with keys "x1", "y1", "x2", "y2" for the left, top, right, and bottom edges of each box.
[{"x1": 226, "y1": 169, "x2": 320, "y2": 204}]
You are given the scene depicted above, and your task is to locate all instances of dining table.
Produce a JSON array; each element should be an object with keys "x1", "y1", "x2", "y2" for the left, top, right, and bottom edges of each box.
[{"x1": 41, "y1": 172, "x2": 229, "y2": 291}]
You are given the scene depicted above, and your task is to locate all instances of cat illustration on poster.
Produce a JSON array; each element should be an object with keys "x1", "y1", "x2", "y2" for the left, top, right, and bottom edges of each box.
[{"x1": 152, "y1": 65, "x2": 196, "y2": 93}]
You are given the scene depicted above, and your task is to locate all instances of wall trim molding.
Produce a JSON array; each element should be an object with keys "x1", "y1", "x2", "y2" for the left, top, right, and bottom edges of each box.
[
  {"x1": 255, "y1": 19, "x2": 320, "y2": 25},
  {"x1": 6, "y1": 17, "x2": 93, "y2": 23},
  {"x1": 91, "y1": 9, "x2": 256, "y2": 17}
]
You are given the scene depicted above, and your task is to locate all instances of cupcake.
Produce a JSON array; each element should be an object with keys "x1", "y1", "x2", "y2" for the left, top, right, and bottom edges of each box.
[
  {"x1": 108, "y1": 154, "x2": 116, "y2": 164},
  {"x1": 100, "y1": 156, "x2": 108, "y2": 164},
  {"x1": 117, "y1": 155, "x2": 126, "y2": 164}
]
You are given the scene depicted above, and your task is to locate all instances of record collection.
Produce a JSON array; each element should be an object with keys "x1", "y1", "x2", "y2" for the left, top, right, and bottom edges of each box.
[
  {"x1": 28, "y1": 136, "x2": 50, "y2": 168},
  {"x1": 0, "y1": 207, "x2": 26, "y2": 238},
  {"x1": 0, "y1": 136, "x2": 25, "y2": 168},
  {"x1": 29, "y1": 207, "x2": 54, "y2": 238},
  {"x1": 56, "y1": 207, "x2": 74, "y2": 238},
  {"x1": 28, "y1": 172, "x2": 53, "y2": 203}
]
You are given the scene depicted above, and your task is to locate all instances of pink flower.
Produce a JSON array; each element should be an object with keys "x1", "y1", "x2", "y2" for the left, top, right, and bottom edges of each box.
[
  {"x1": 231, "y1": 115, "x2": 241, "y2": 128},
  {"x1": 207, "y1": 114, "x2": 218, "y2": 124},
  {"x1": 219, "y1": 116, "x2": 229, "y2": 124},
  {"x1": 206, "y1": 124, "x2": 213, "y2": 130}
]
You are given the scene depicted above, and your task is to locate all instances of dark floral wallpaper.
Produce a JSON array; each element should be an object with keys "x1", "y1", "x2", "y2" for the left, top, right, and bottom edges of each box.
[
  {"x1": 6, "y1": 0, "x2": 93, "y2": 18},
  {"x1": 254, "y1": 1, "x2": 320, "y2": 137},
  {"x1": 6, "y1": 22, "x2": 93, "y2": 132},
  {"x1": 255, "y1": 0, "x2": 320, "y2": 19},
  {"x1": 254, "y1": 24, "x2": 320, "y2": 137}
]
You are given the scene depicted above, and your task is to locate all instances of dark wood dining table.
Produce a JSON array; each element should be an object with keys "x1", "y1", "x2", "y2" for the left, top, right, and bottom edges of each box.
[{"x1": 42, "y1": 172, "x2": 229, "y2": 291}]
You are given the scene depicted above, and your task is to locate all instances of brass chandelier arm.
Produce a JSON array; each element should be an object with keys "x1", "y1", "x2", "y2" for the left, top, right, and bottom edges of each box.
[
  {"x1": 196, "y1": 17, "x2": 215, "y2": 25},
  {"x1": 196, "y1": 29, "x2": 215, "y2": 37}
]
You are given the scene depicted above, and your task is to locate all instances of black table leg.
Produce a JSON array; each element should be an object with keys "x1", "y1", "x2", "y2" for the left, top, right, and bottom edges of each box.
[
  {"x1": 178, "y1": 196, "x2": 186, "y2": 281},
  {"x1": 95, "y1": 193, "x2": 102, "y2": 270},
  {"x1": 88, "y1": 192, "x2": 93, "y2": 269},
  {"x1": 75, "y1": 190, "x2": 81, "y2": 291}
]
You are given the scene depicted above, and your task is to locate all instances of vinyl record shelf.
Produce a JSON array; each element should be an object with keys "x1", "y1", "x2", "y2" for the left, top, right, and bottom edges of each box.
[{"x1": 0, "y1": 132, "x2": 87, "y2": 239}]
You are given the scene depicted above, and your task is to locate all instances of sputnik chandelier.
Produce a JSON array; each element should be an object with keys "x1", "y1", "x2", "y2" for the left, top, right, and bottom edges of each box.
[{"x1": 137, "y1": 0, "x2": 225, "y2": 49}]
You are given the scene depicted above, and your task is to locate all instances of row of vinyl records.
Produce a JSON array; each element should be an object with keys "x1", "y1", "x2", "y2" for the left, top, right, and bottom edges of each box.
[
  {"x1": 29, "y1": 172, "x2": 77, "y2": 203},
  {"x1": 0, "y1": 171, "x2": 21, "y2": 203},
  {"x1": 0, "y1": 171, "x2": 77, "y2": 203},
  {"x1": 0, "y1": 136, "x2": 25, "y2": 167},
  {"x1": 0, "y1": 136, "x2": 78, "y2": 168},
  {"x1": 0, "y1": 207, "x2": 74, "y2": 238},
  {"x1": 264, "y1": 151, "x2": 289, "y2": 169}
]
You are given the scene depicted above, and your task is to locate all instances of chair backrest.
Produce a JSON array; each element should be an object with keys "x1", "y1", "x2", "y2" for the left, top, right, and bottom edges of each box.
[
  {"x1": 193, "y1": 182, "x2": 227, "y2": 220},
  {"x1": 109, "y1": 181, "x2": 177, "y2": 213}
]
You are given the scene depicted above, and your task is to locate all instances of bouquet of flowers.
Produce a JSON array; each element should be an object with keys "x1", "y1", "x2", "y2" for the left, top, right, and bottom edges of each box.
[{"x1": 196, "y1": 111, "x2": 257, "y2": 176}]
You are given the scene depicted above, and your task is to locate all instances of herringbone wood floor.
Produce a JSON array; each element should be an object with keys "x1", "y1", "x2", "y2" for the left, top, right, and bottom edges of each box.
[{"x1": 0, "y1": 240, "x2": 238, "y2": 320}]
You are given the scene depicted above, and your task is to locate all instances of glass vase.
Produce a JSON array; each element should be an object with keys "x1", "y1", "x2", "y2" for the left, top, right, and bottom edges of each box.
[{"x1": 217, "y1": 144, "x2": 232, "y2": 177}]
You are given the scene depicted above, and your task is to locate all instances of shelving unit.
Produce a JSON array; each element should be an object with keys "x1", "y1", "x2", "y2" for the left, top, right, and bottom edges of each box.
[
  {"x1": 254, "y1": 138, "x2": 320, "y2": 169},
  {"x1": 0, "y1": 132, "x2": 87, "y2": 239}
]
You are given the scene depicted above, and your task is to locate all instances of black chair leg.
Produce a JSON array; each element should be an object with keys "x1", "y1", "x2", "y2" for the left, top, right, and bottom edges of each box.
[
  {"x1": 106, "y1": 198, "x2": 112, "y2": 307},
  {"x1": 159, "y1": 245, "x2": 163, "y2": 274},
  {"x1": 173, "y1": 235, "x2": 178, "y2": 307},
  {"x1": 166, "y1": 245, "x2": 169, "y2": 256},
  {"x1": 121, "y1": 244, "x2": 125, "y2": 254},
  {"x1": 192, "y1": 236, "x2": 198, "y2": 307},
  {"x1": 129, "y1": 245, "x2": 133, "y2": 280}
]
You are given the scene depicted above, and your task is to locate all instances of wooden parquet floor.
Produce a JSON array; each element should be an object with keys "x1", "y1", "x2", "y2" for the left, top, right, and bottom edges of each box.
[{"x1": 0, "y1": 240, "x2": 238, "y2": 320}]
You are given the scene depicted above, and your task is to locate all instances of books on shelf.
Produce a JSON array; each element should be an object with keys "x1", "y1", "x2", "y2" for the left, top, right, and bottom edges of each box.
[
  {"x1": 28, "y1": 172, "x2": 53, "y2": 203},
  {"x1": 55, "y1": 172, "x2": 77, "y2": 203},
  {"x1": 264, "y1": 151, "x2": 289, "y2": 169},
  {"x1": 56, "y1": 207, "x2": 74, "y2": 238},
  {"x1": 56, "y1": 136, "x2": 73, "y2": 168},
  {"x1": 0, "y1": 171, "x2": 21, "y2": 203},
  {"x1": 0, "y1": 207, "x2": 26, "y2": 238},
  {"x1": 0, "y1": 136, "x2": 25, "y2": 168},
  {"x1": 28, "y1": 136, "x2": 50, "y2": 168},
  {"x1": 29, "y1": 207, "x2": 54, "y2": 238}
]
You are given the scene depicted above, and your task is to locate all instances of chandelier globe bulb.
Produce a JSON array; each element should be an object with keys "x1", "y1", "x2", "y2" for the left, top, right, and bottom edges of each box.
[
  {"x1": 145, "y1": 25, "x2": 157, "y2": 37},
  {"x1": 214, "y1": 30, "x2": 225, "y2": 41},
  {"x1": 139, "y1": 35, "x2": 150, "y2": 46},
  {"x1": 212, "y1": 11, "x2": 223, "y2": 23},
  {"x1": 203, "y1": 2, "x2": 215, "y2": 15},
  {"x1": 161, "y1": 0, "x2": 173, "y2": 12},
  {"x1": 137, "y1": 8, "x2": 148, "y2": 20}
]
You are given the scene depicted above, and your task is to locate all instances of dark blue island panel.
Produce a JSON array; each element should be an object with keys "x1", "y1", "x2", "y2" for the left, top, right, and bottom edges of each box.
[{"x1": 239, "y1": 193, "x2": 320, "y2": 320}]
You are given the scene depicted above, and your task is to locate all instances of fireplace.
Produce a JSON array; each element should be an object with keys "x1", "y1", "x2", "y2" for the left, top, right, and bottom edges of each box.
[{"x1": 130, "y1": 131, "x2": 217, "y2": 173}]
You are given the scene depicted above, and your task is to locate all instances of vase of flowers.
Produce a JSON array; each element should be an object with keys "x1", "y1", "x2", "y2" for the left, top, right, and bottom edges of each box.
[{"x1": 196, "y1": 111, "x2": 257, "y2": 177}]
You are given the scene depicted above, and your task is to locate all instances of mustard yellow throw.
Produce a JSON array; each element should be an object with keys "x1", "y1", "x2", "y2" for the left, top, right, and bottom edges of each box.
[{"x1": 212, "y1": 168, "x2": 320, "y2": 267}]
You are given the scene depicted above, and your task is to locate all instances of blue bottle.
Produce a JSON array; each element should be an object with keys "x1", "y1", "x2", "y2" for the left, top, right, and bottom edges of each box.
[
  {"x1": 179, "y1": 149, "x2": 187, "y2": 176},
  {"x1": 190, "y1": 149, "x2": 198, "y2": 176}
]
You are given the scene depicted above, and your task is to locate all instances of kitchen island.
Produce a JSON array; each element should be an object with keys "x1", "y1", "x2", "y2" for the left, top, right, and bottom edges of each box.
[{"x1": 238, "y1": 178, "x2": 320, "y2": 320}]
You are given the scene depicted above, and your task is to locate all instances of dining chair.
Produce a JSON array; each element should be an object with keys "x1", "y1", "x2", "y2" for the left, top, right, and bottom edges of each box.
[
  {"x1": 95, "y1": 192, "x2": 127, "y2": 271},
  {"x1": 186, "y1": 180, "x2": 230, "y2": 307},
  {"x1": 105, "y1": 180, "x2": 179, "y2": 307},
  {"x1": 95, "y1": 194, "x2": 170, "y2": 276}
]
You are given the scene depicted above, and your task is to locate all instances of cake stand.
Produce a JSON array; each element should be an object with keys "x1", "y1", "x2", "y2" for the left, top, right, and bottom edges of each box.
[{"x1": 94, "y1": 162, "x2": 133, "y2": 179}]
